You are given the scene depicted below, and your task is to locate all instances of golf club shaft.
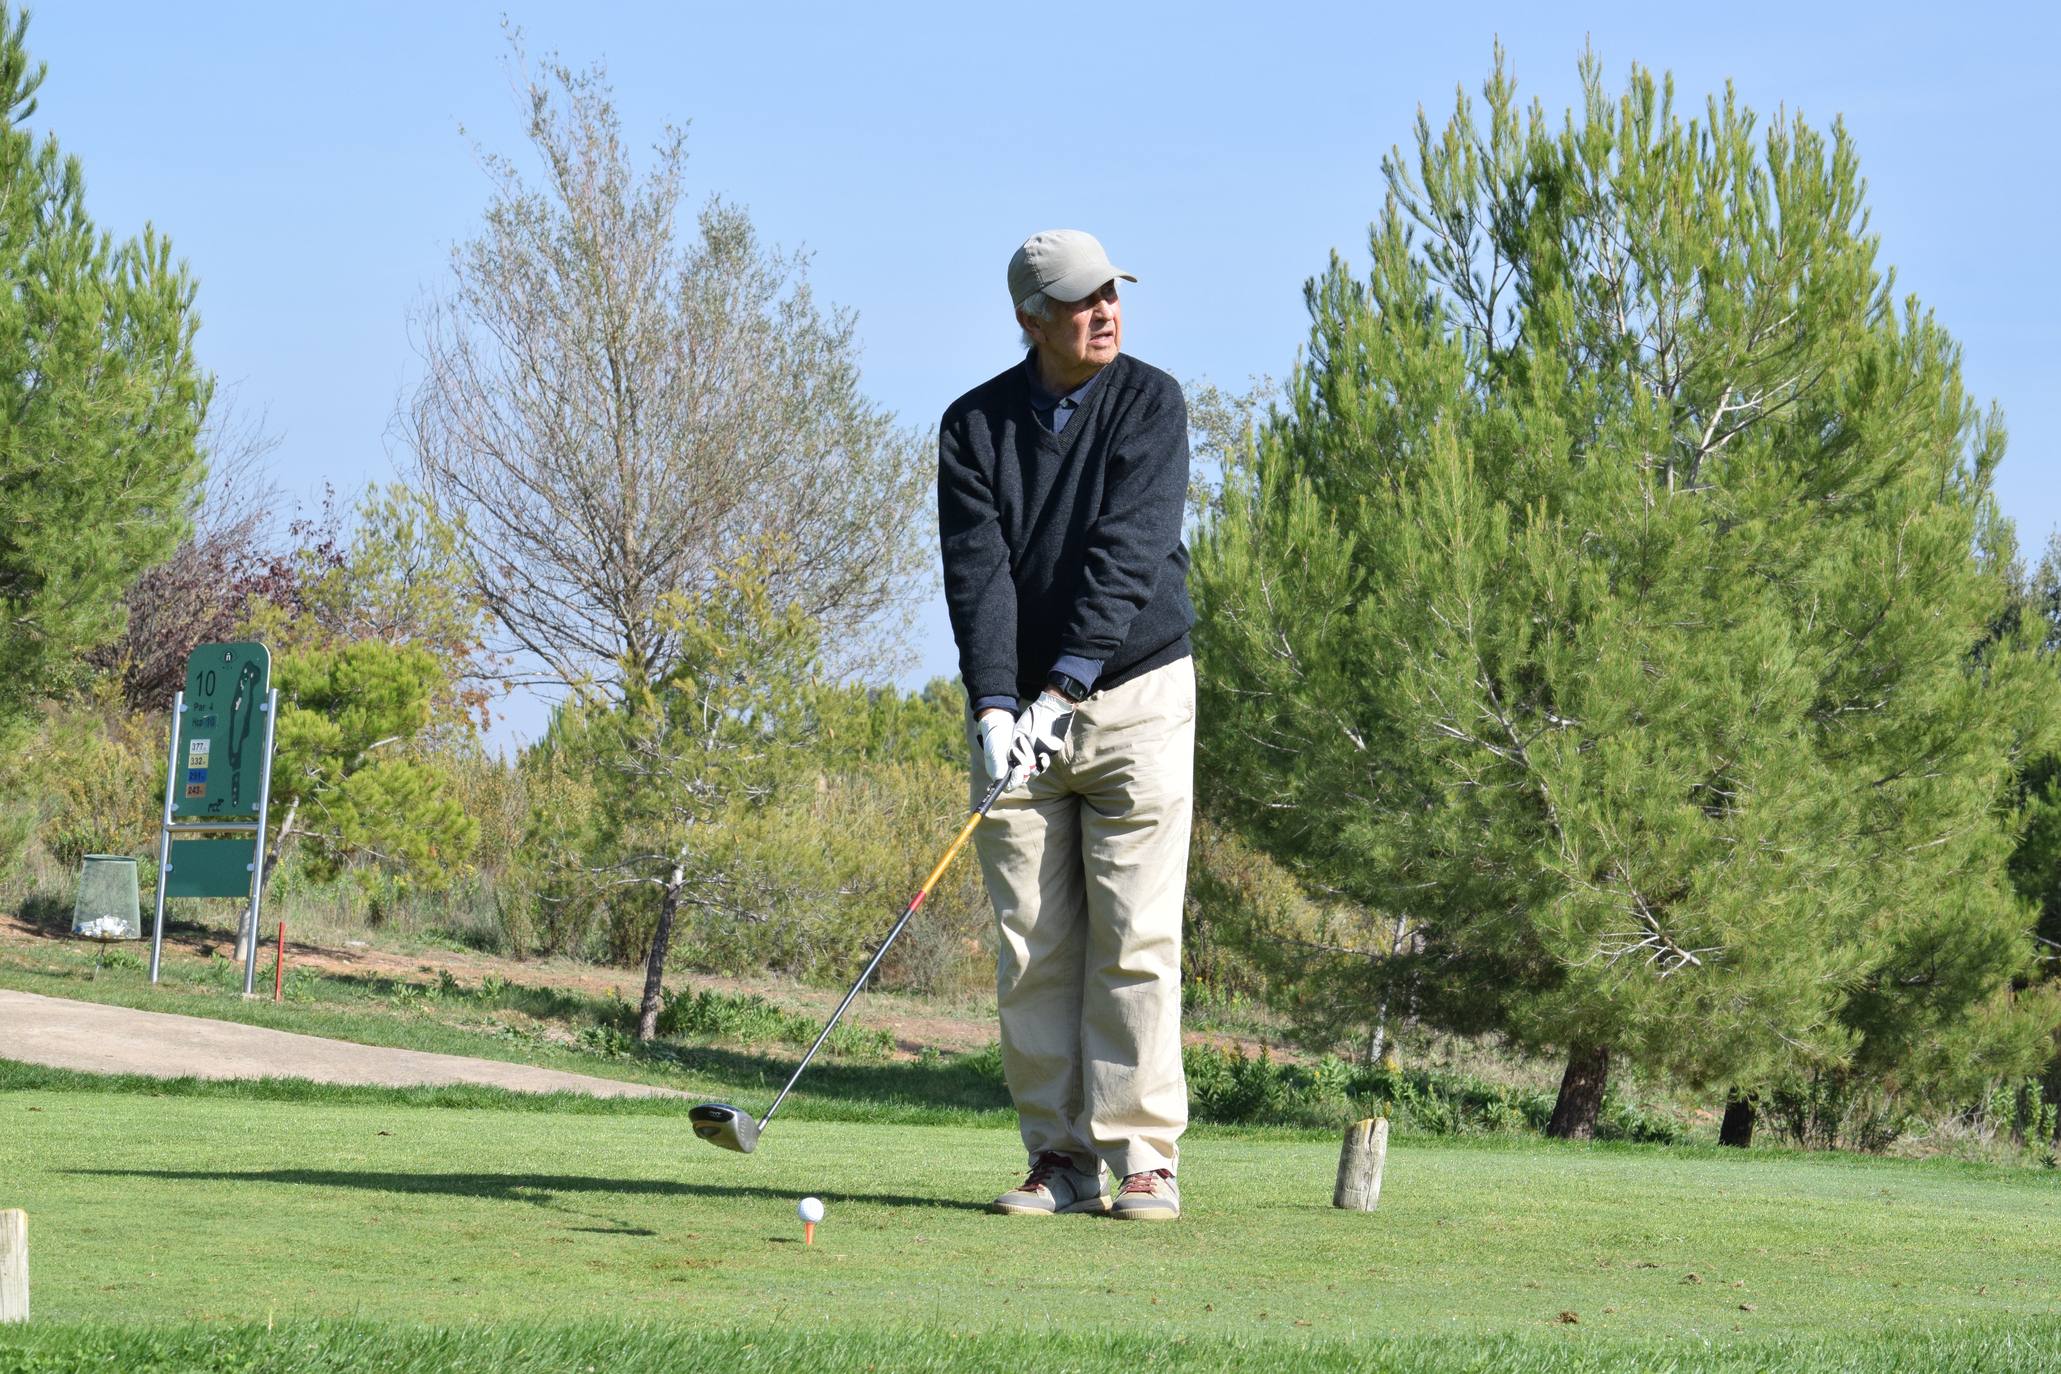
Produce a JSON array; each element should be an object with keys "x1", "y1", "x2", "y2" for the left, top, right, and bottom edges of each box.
[{"x1": 758, "y1": 776, "x2": 1008, "y2": 1131}]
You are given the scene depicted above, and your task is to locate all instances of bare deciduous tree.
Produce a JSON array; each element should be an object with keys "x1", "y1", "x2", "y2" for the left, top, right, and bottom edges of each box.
[{"x1": 403, "y1": 37, "x2": 929, "y2": 703}]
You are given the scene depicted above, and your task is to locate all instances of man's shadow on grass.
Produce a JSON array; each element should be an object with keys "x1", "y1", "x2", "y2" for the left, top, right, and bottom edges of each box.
[{"x1": 67, "y1": 1167, "x2": 989, "y2": 1216}]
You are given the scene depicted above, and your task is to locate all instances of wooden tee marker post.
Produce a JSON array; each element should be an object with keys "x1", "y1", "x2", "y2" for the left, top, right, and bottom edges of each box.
[
  {"x1": 1333, "y1": 1117, "x2": 1390, "y2": 1211},
  {"x1": 1, "y1": 1209, "x2": 26, "y2": 1322}
]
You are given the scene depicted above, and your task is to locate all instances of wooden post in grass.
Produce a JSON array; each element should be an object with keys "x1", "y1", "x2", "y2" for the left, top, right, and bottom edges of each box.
[
  {"x1": 1333, "y1": 1117, "x2": 1389, "y2": 1211},
  {"x1": 0, "y1": 1209, "x2": 25, "y2": 1322}
]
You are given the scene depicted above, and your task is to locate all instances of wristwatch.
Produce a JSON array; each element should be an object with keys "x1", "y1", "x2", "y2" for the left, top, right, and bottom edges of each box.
[{"x1": 1045, "y1": 669, "x2": 1091, "y2": 704}]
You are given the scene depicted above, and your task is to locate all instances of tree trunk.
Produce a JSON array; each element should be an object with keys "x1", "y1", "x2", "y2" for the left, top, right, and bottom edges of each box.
[
  {"x1": 2046, "y1": 1048, "x2": 2061, "y2": 1146},
  {"x1": 1719, "y1": 1089, "x2": 1756, "y2": 1148},
  {"x1": 1546, "y1": 1043, "x2": 1610, "y2": 1140},
  {"x1": 241, "y1": 797, "x2": 300, "y2": 964},
  {"x1": 636, "y1": 872, "x2": 683, "y2": 1041},
  {"x1": 1367, "y1": 914, "x2": 1411, "y2": 1068},
  {"x1": 255, "y1": 796, "x2": 300, "y2": 903}
]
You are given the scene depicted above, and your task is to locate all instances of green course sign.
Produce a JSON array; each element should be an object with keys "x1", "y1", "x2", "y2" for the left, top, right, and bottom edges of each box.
[
  {"x1": 164, "y1": 837, "x2": 261, "y2": 900},
  {"x1": 173, "y1": 641, "x2": 271, "y2": 820},
  {"x1": 151, "y1": 641, "x2": 280, "y2": 988}
]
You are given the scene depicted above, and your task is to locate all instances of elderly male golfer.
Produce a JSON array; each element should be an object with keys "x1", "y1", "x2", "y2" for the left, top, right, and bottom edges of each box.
[{"x1": 938, "y1": 229, "x2": 1195, "y2": 1221}]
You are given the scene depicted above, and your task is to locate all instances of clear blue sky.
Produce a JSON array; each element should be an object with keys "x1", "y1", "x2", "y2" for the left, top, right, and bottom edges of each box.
[{"x1": 29, "y1": 2, "x2": 2060, "y2": 747}]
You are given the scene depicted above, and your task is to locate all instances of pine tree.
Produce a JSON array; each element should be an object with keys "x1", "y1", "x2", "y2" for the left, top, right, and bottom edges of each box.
[
  {"x1": 1192, "y1": 49, "x2": 2060, "y2": 1137},
  {"x1": 0, "y1": 5, "x2": 208, "y2": 728},
  {"x1": 259, "y1": 639, "x2": 480, "y2": 911},
  {"x1": 2002, "y1": 536, "x2": 2061, "y2": 1127}
]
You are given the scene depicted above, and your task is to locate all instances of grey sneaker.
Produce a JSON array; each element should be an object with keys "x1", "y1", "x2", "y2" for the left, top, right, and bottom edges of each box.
[
  {"x1": 991, "y1": 1151, "x2": 1109, "y2": 1215},
  {"x1": 1110, "y1": 1168, "x2": 1180, "y2": 1221}
]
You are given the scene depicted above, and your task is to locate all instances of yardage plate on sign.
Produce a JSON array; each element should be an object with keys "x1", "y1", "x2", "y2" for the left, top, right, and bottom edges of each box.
[{"x1": 172, "y1": 642, "x2": 271, "y2": 819}]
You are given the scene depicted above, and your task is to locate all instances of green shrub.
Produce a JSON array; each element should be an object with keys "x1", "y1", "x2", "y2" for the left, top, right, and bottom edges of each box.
[
  {"x1": 1186, "y1": 1044, "x2": 1299, "y2": 1124},
  {"x1": 198, "y1": 953, "x2": 242, "y2": 989},
  {"x1": 2017, "y1": 1079, "x2": 2059, "y2": 1148},
  {"x1": 32, "y1": 699, "x2": 161, "y2": 874},
  {"x1": 1174, "y1": 1043, "x2": 1687, "y2": 1140},
  {"x1": 1597, "y1": 1097, "x2": 1691, "y2": 1146},
  {"x1": 1767, "y1": 1069, "x2": 1911, "y2": 1153},
  {"x1": 960, "y1": 1041, "x2": 1005, "y2": 1085},
  {"x1": 577, "y1": 1024, "x2": 633, "y2": 1058},
  {"x1": 654, "y1": 987, "x2": 891, "y2": 1059}
]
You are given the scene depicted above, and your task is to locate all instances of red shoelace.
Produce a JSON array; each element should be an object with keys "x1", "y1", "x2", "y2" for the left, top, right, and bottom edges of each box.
[
  {"x1": 1120, "y1": 1169, "x2": 1173, "y2": 1195},
  {"x1": 1020, "y1": 1151, "x2": 1077, "y2": 1190}
]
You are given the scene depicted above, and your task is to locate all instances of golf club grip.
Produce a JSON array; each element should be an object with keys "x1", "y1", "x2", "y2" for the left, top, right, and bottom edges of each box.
[{"x1": 757, "y1": 778, "x2": 1007, "y2": 1130}]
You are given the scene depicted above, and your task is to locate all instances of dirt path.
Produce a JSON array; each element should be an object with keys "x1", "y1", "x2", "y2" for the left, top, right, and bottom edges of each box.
[{"x1": 0, "y1": 988, "x2": 684, "y2": 1098}]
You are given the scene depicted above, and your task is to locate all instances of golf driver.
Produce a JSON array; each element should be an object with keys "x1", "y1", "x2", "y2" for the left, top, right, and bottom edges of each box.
[{"x1": 690, "y1": 775, "x2": 1008, "y2": 1153}]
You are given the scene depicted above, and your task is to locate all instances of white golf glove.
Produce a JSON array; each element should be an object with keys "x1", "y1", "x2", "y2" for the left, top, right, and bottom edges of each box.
[
  {"x1": 975, "y1": 708, "x2": 1014, "y2": 787},
  {"x1": 1006, "y1": 691, "x2": 1077, "y2": 791}
]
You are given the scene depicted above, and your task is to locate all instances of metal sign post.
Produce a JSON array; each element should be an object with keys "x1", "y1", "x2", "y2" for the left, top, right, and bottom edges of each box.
[
  {"x1": 240, "y1": 687, "x2": 278, "y2": 997},
  {"x1": 149, "y1": 643, "x2": 278, "y2": 992},
  {"x1": 147, "y1": 691, "x2": 184, "y2": 985}
]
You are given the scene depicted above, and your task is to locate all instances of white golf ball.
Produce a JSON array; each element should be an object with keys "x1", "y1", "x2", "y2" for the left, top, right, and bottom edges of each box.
[{"x1": 797, "y1": 1196, "x2": 825, "y2": 1224}]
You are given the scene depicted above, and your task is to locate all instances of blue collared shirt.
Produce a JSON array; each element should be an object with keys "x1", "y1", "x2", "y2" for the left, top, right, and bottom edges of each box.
[{"x1": 1025, "y1": 351, "x2": 1104, "y2": 434}]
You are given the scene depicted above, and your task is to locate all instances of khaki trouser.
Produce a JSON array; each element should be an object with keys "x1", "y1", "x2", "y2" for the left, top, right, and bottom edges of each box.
[{"x1": 968, "y1": 655, "x2": 1195, "y2": 1179}]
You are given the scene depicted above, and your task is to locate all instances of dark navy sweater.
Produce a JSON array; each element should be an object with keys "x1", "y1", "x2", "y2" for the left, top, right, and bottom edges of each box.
[{"x1": 937, "y1": 351, "x2": 1194, "y2": 711}]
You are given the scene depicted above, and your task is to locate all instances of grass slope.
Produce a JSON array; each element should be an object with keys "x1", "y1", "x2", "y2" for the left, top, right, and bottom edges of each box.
[
  {"x1": 5, "y1": 1319, "x2": 2061, "y2": 1374},
  {"x1": 4, "y1": 1089, "x2": 2058, "y2": 1371},
  {"x1": 0, "y1": 946, "x2": 1693, "y2": 1141},
  {"x1": 0, "y1": 938, "x2": 847, "y2": 1087},
  {"x1": 0, "y1": 1057, "x2": 1019, "y2": 1129},
  {"x1": 0, "y1": 940, "x2": 1030, "y2": 1128}
]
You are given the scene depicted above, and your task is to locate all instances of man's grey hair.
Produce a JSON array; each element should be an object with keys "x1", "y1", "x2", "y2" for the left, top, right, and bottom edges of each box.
[{"x1": 1015, "y1": 289, "x2": 1052, "y2": 350}]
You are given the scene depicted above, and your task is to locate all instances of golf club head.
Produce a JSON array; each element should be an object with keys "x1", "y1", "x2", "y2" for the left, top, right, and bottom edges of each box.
[{"x1": 689, "y1": 1102, "x2": 761, "y2": 1153}]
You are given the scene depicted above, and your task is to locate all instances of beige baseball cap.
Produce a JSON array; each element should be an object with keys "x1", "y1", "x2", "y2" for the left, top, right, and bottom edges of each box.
[{"x1": 1008, "y1": 229, "x2": 1136, "y2": 309}]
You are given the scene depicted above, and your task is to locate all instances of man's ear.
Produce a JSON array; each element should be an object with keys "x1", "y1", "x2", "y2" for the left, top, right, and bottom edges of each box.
[{"x1": 1015, "y1": 310, "x2": 1040, "y2": 346}]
